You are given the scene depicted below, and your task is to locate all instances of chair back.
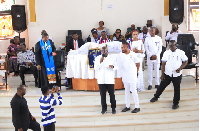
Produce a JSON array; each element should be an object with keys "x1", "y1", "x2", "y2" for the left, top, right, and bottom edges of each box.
[
  {"x1": 176, "y1": 45, "x2": 192, "y2": 63},
  {"x1": 68, "y1": 30, "x2": 82, "y2": 39},
  {"x1": 177, "y1": 34, "x2": 195, "y2": 50},
  {"x1": 54, "y1": 50, "x2": 65, "y2": 71}
]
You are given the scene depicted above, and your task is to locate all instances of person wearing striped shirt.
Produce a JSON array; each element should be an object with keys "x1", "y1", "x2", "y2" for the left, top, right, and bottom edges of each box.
[
  {"x1": 39, "y1": 86, "x2": 63, "y2": 131},
  {"x1": 97, "y1": 31, "x2": 111, "y2": 44}
]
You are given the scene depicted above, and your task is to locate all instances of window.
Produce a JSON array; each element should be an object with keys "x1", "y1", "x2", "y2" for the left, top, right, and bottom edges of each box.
[
  {"x1": 0, "y1": 15, "x2": 13, "y2": 36},
  {"x1": 188, "y1": 0, "x2": 199, "y2": 31},
  {"x1": 0, "y1": 0, "x2": 15, "y2": 37}
]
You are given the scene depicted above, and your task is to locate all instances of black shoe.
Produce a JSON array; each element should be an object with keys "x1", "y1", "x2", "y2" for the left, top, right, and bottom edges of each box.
[
  {"x1": 150, "y1": 97, "x2": 158, "y2": 102},
  {"x1": 172, "y1": 104, "x2": 179, "y2": 110},
  {"x1": 155, "y1": 85, "x2": 159, "y2": 88},
  {"x1": 101, "y1": 110, "x2": 107, "y2": 114},
  {"x1": 121, "y1": 107, "x2": 130, "y2": 112},
  {"x1": 66, "y1": 85, "x2": 72, "y2": 89},
  {"x1": 112, "y1": 109, "x2": 116, "y2": 114},
  {"x1": 131, "y1": 108, "x2": 140, "y2": 113},
  {"x1": 148, "y1": 85, "x2": 152, "y2": 90}
]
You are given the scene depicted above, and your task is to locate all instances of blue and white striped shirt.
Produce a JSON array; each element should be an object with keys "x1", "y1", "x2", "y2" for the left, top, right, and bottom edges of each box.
[{"x1": 39, "y1": 93, "x2": 63, "y2": 127}]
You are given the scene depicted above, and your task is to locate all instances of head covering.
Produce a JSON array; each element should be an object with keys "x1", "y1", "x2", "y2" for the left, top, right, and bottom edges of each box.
[
  {"x1": 147, "y1": 19, "x2": 153, "y2": 21},
  {"x1": 131, "y1": 23, "x2": 135, "y2": 25}
]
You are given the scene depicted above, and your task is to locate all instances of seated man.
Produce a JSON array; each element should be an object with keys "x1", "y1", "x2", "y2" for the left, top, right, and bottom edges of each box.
[
  {"x1": 37, "y1": 30, "x2": 53, "y2": 42},
  {"x1": 138, "y1": 26, "x2": 151, "y2": 42},
  {"x1": 165, "y1": 24, "x2": 182, "y2": 42},
  {"x1": 17, "y1": 44, "x2": 38, "y2": 87},
  {"x1": 65, "y1": 32, "x2": 85, "y2": 52},
  {"x1": 110, "y1": 29, "x2": 126, "y2": 41},
  {"x1": 97, "y1": 31, "x2": 111, "y2": 44},
  {"x1": 125, "y1": 23, "x2": 136, "y2": 39}
]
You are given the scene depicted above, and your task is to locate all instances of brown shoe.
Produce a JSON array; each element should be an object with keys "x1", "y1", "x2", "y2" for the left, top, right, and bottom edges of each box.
[
  {"x1": 148, "y1": 85, "x2": 152, "y2": 90},
  {"x1": 155, "y1": 85, "x2": 159, "y2": 88}
]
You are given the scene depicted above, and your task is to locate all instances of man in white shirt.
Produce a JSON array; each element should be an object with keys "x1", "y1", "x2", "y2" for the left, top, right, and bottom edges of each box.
[
  {"x1": 94, "y1": 46, "x2": 116, "y2": 114},
  {"x1": 145, "y1": 27, "x2": 163, "y2": 90},
  {"x1": 150, "y1": 40, "x2": 188, "y2": 109},
  {"x1": 165, "y1": 24, "x2": 182, "y2": 42},
  {"x1": 120, "y1": 42, "x2": 140, "y2": 113},
  {"x1": 138, "y1": 26, "x2": 151, "y2": 42}
]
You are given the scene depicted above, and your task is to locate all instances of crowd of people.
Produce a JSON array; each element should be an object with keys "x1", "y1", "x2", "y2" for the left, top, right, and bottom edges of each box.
[{"x1": 8, "y1": 19, "x2": 188, "y2": 131}]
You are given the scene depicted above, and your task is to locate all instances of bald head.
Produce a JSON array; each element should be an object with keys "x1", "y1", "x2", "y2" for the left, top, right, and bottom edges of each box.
[{"x1": 17, "y1": 85, "x2": 26, "y2": 96}]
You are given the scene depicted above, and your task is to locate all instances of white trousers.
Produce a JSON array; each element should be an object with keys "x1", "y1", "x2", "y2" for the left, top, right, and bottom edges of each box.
[
  {"x1": 148, "y1": 62, "x2": 160, "y2": 86},
  {"x1": 137, "y1": 58, "x2": 144, "y2": 91},
  {"x1": 124, "y1": 82, "x2": 140, "y2": 108}
]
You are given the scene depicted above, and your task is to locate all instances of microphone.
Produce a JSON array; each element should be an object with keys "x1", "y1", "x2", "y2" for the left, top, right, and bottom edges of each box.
[{"x1": 102, "y1": 54, "x2": 106, "y2": 57}]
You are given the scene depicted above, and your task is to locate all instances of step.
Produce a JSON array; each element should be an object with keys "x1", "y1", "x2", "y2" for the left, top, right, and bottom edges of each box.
[
  {"x1": 0, "y1": 97, "x2": 198, "y2": 115},
  {"x1": 0, "y1": 106, "x2": 198, "y2": 123},
  {"x1": 0, "y1": 87, "x2": 198, "y2": 105},
  {"x1": 0, "y1": 116, "x2": 198, "y2": 131}
]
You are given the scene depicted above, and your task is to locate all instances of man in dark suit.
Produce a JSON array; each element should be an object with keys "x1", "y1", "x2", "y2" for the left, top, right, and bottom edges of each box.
[
  {"x1": 65, "y1": 32, "x2": 85, "y2": 89},
  {"x1": 65, "y1": 32, "x2": 85, "y2": 52}
]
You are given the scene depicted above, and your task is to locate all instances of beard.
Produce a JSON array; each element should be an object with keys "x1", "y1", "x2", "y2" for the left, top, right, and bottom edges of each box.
[
  {"x1": 122, "y1": 50, "x2": 127, "y2": 53},
  {"x1": 22, "y1": 92, "x2": 26, "y2": 96}
]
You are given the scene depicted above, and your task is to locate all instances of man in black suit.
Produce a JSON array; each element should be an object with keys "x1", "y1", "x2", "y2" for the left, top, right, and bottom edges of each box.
[
  {"x1": 65, "y1": 32, "x2": 85, "y2": 52},
  {"x1": 65, "y1": 32, "x2": 85, "y2": 89}
]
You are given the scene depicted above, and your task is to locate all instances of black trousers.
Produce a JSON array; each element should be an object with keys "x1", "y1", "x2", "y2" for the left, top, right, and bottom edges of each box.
[
  {"x1": 98, "y1": 84, "x2": 116, "y2": 111},
  {"x1": 44, "y1": 123, "x2": 55, "y2": 131},
  {"x1": 15, "y1": 120, "x2": 41, "y2": 131},
  {"x1": 20, "y1": 66, "x2": 38, "y2": 85},
  {"x1": 154, "y1": 74, "x2": 181, "y2": 105}
]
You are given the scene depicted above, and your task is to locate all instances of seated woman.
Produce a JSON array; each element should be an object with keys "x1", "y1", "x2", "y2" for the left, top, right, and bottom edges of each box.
[
  {"x1": 97, "y1": 21, "x2": 110, "y2": 37},
  {"x1": 7, "y1": 36, "x2": 21, "y2": 76},
  {"x1": 110, "y1": 29, "x2": 126, "y2": 41},
  {"x1": 91, "y1": 28, "x2": 100, "y2": 43}
]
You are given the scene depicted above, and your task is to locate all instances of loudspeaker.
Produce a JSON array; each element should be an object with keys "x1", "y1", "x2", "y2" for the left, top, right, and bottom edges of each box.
[
  {"x1": 169, "y1": 0, "x2": 184, "y2": 24},
  {"x1": 11, "y1": 5, "x2": 27, "y2": 31}
]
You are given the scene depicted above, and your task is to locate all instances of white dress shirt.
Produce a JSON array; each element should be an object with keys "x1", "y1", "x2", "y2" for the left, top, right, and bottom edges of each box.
[
  {"x1": 94, "y1": 55, "x2": 118, "y2": 84},
  {"x1": 161, "y1": 49, "x2": 188, "y2": 77},
  {"x1": 73, "y1": 40, "x2": 79, "y2": 50},
  {"x1": 127, "y1": 40, "x2": 145, "y2": 58},
  {"x1": 165, "y1": 30, "x2": 182, "y2": 42},
  {"x1": 120, "y1": 51, "x2": 140, "y2": 83},
  {"x1": 144, "y1": 35, "x2": 163, "y2": 64},
  {"x1": 138, "y1": 32, "x2": 151, "y2": 40}
]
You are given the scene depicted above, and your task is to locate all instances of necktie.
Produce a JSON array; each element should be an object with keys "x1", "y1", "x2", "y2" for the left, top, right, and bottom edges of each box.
[{"x1": 75, "y1": 40, "x2": 77, "y2": 50}]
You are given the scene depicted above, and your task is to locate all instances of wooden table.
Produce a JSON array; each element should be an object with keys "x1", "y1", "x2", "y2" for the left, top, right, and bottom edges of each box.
[{"x1": 72, "y1": 78, "x2": 124, "y2": 91}]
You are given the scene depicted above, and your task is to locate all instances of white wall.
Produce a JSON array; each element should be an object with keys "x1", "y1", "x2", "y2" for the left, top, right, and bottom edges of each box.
[{"x1": 28, "y1": 0, "x2": 163, "y2": 48}]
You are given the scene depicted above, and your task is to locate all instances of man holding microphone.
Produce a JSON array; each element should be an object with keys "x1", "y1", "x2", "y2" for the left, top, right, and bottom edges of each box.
[{"x1": 94, "y1": 46, "x2": 117, "y2": 114}]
